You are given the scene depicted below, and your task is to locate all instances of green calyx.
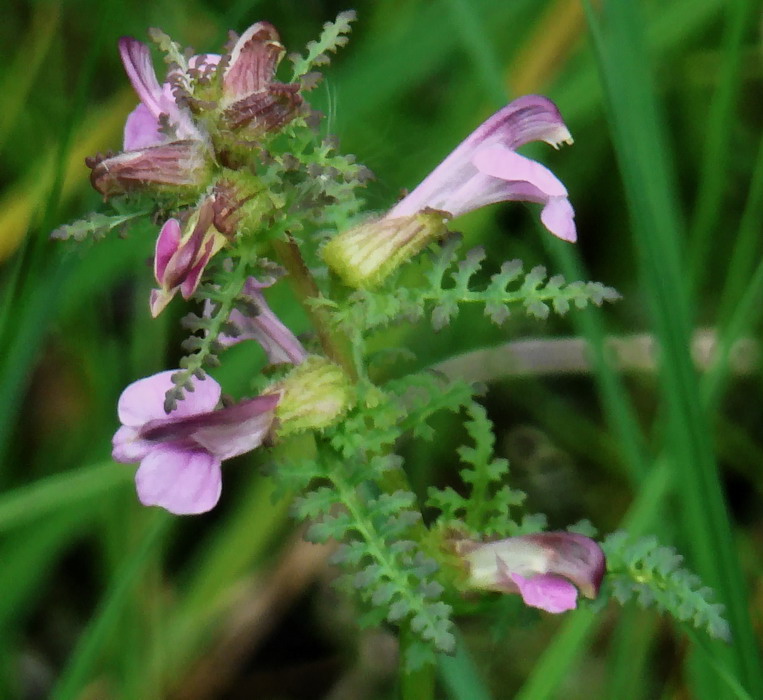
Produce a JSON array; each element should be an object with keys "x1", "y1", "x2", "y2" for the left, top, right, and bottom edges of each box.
[
  {"x1": 321, "y1": 210, "x2": 450, "y2": 288},
  {"x1": 273, "y1": 356, "x2": 355, "y2": 436}
]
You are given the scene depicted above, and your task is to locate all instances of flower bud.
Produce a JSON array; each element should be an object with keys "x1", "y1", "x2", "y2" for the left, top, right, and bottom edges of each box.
[
  {"x1": 150, "y1": 198, "x2": 226, "y2": 316},
  {"x1": 321, "y1": 209, "x2": 449, "y2": 288},
  {"x1": 272, "y1": 357, "x2": 354, "y2": 436}
]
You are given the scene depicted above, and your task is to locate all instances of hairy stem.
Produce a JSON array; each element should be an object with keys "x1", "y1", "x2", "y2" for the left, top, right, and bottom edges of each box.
[
  {"x1": 276, "y1": 235, "x2": 448, "y2": 683},
  {"x1": 274, "y1": 236, "x2": 426, "y2": 517}
]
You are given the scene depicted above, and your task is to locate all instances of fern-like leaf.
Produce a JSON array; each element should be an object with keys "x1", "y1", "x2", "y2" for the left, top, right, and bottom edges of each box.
[
  {"x1": 602, "y1": 531, "x2": 731, "y2": 642},
  {"x1": 387, "y1": 373, "x2": 476, "y2": 441},
  {"x1": 289, "y1": 10, "x2": 357, "y2": 79},
  {"x1": 428, "y1": 401, "x2": 540, "y2": 538},
  {"x1": 50, "y1": 210, "x2": 149, "y2": 242},
  {"x1": 327, "y1": 235, "x2": 620, "y2": 335}
]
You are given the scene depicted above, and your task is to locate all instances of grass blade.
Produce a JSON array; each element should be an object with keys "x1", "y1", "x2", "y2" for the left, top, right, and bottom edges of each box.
[
  {"x1": 0, "y1": 462, "x2": 131, "y2": 533},
  {"x1": 50, "y1": 516, "x2": 171, "y2": 700},
  {"x1": 582, "y1": 0, "x2": 763, "y2": 695}
]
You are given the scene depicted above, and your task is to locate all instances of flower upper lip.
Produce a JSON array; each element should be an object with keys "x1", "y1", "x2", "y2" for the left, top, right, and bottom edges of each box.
[
  {"x1": 140, "y1": 392, "x2": 279, "y2": 436},
  {"x1": 386, "y1": 95, "x2": 577, "y2": 242},
  {"x1": 118, "y1": 36, "x2": 211, "y2": 148}
]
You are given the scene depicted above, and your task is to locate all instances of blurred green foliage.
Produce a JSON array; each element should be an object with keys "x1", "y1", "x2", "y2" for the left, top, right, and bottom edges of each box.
[{"x1": 0, "y1": 0, "x2": 761, "y2": 698}]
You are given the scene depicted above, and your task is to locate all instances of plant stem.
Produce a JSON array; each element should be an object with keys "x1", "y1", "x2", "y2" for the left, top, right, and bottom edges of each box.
[
  {"x1": 274, "y1": 236, "x2": 422, "y2": 501},
  {"x1": 272, "y1": 236, "x2": 357, "y2": 379},
  {"x1": 276, "y1": 235, "x2": 445, "y2": 694},
  {"x1": 400, "y1": 624, "x2": 436, "y2": 700}
]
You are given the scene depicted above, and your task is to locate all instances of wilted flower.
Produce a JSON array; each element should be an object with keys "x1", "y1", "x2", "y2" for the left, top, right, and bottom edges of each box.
[
  {"x1": 458, "y1": 532, "x2": 605, "y2": 613},
  {"x1": 87, "y1": 141, "x2": 211, "y2": 199},
  {"x1": 218, "y1": 22, "x2": 303, "y2": 134},
  {"x1": 87, "y1": 22, "x2": 303, "y2": 198},
  {"x1": 323, "y1": 95, "x2": 576, "y2": 287},
  {"x1": 149, "y1": 197, "x2": 226, "y2": 317},
  {"x1": 112, "y1": 371, "x2": 279, "y2": 515},
  {"x1": 87, "y1": 40, "x2": 215, "y2": 198}
]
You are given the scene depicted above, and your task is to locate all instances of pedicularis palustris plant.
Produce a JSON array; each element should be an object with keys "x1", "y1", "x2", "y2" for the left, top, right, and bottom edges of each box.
[{"x1": 55, "y1": 12, "x2": 730, "y2": 676}]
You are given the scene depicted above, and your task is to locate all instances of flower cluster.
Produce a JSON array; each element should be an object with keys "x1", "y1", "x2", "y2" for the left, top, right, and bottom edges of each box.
[
  {"x1": 72, "y1": 18, "x2": 608, "y2": 629},
  {"x1": 89, "y1": 23, "x2": 302, "y2": 199},
  {"x1": 86, "y1": 23, "x2": 305, "y2": 317}
]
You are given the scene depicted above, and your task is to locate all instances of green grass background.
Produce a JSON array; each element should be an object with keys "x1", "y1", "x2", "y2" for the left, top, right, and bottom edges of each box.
[{"x1": 0, "y1": 0, "x2": 761, "y2": 698}]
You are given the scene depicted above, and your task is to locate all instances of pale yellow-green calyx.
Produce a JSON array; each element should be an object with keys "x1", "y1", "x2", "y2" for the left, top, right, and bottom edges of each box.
[
  {"x1": 272, "y1": 356, "x2": 354, "y2": 436},
  {"x1": 321, "y1": 210, "x2": 450, "y2": 288}
]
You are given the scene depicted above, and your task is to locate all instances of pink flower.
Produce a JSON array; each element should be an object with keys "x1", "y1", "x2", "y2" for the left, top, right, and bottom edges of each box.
[
  {"x1": 459, "y1": 532, "x2": 605, "y2": 613},
  {"x1": 322, "y1": 95, "x2": 576, "y2": 288},
  {"x1": 389, "y1": 95, "x2": 576, "y2": 242},
  {"x1": 118, "y1": 37, "x2": 218, "y2": 150},
  {"x1": 112, "y1": 370, "x2": 279, "y2": 515},
  {"x1": 149, "y1": 197, "x2": 226, "y2": 317},
  {"x1": 217, "y1": 277, "x2": 309, "y2": 366}
]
